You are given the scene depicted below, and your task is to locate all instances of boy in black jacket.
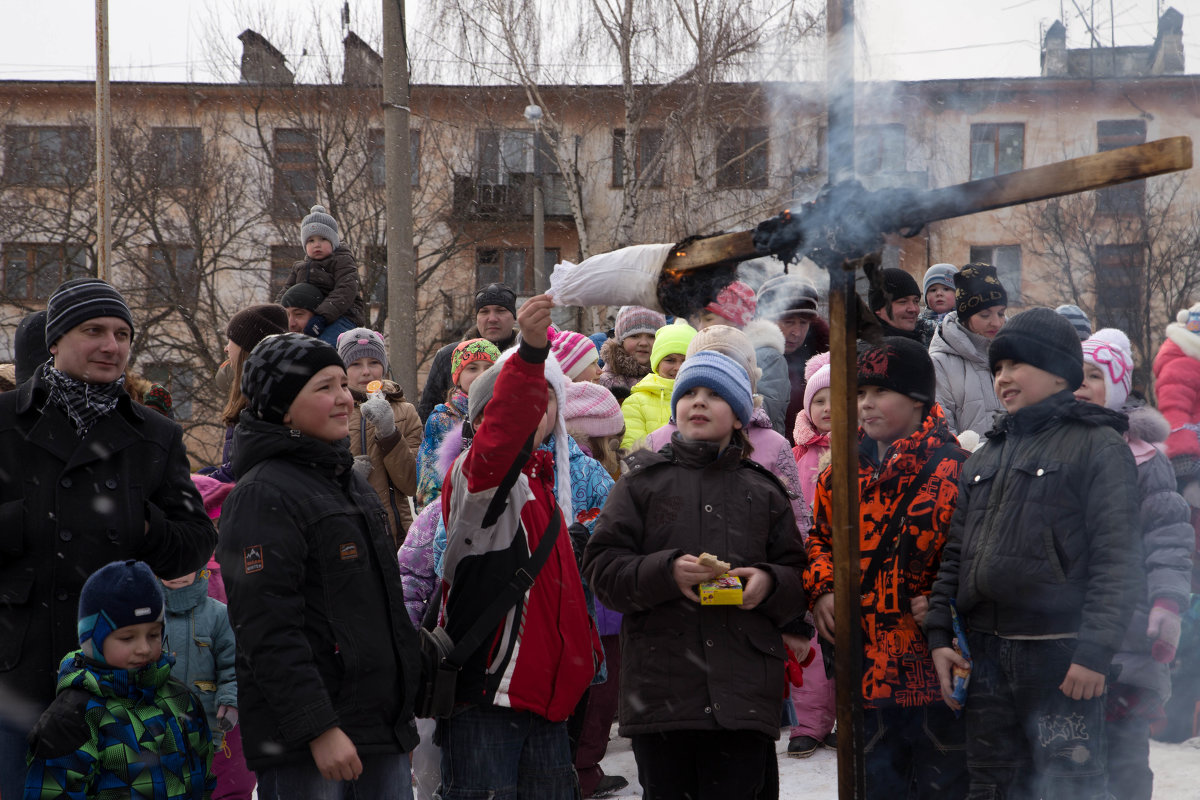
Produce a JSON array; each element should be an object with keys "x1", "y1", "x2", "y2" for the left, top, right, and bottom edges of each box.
[{"x1": 927, "y1": 308, "x2": 1143, "y2": 799}]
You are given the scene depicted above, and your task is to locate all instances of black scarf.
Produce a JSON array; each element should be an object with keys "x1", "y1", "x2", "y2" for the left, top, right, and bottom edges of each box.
[{"x1": 41, "y1": 362, "x2": 126, "y2": 437}]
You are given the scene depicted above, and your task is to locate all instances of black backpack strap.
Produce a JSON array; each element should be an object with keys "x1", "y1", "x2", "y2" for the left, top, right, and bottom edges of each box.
[
  {"x1": 859, "y1": 442, "x2": 961, "y2": 596},
  {"x1": 443, "y1": 496, "x2": 563, "y2": 668}
]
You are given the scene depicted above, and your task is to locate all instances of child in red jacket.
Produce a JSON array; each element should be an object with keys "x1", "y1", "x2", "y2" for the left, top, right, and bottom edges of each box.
[{"x1": 438, "y1": 295, "x2": 601, "y2": 799}]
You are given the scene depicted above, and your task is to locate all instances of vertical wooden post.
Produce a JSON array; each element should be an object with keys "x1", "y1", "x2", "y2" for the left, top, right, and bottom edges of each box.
[
  {"x1": 94, "y1": 0, "x2": 112, "y2": 283},
  {"x1": 383, "y1": 0, "x2": 418, "y2": 393},
  {"x1": 825, "y1": 0, "x2": 866, "y2": 797}
]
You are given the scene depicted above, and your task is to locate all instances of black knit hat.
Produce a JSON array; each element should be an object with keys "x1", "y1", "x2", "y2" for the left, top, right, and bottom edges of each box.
[
  {"x1": 227, "y1": 304, "x2": 289, "y2": 352},
  {"x1": 45, "y1": 278, "x2": 134, "y2": 346},
  {"x1": 954, "y1": 263, "x2": 1008, "y2": 321},
  {"x1": 241, "y1": 333, "x2": 346, "y2": 425},
  {"x1": 988, "y1": 307, "x2": 1084, "y2": 390},
  {"x1": 280, "y1": 282, "x2": 325, "y2": 312},
  {"x1": 857, "y1": 336, "x2": 936, "y2": 405},
  {"x1": 868, "y1": 268, "x2": 921, "y2": 312},
  {"x1": 474, "y1": 283, "x2": 517, "y2": 316},
  {"x1": 77, "y1": 560, "x2": 164, "y2": 663},
  {"x1": 14, "y1": 309, "x2": 51, "y2": 384}
]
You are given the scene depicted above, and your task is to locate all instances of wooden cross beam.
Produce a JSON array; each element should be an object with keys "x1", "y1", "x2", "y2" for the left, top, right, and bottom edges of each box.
[{"x1": 661, "y1": 136, "x2": 1193, "y2": 272}]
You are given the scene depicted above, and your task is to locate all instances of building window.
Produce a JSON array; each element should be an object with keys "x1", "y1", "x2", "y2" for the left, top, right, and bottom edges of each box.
[
  {"x1": 273, "y1": 129, "x2": 317, "y2": 217},
  {"x1": 1094, "y1": 243, "x2": 1144, "y2": 331},
  {"x1": 270, "y1": 245, "x2": 303, "y2": 300},
  {"x1": 2, "y1": 243, "x2": 89, "y2": 301},
  {"x1": 1096, "y1": 120, "x2": 1146, "y2": 216},
  {"x1": 476, "y1": 129, "x2": 559, "y2": 185},
  {"x1": 4, "y1": 126, "x2": 91, "y2": 186},
  {"x1": 855, "y1": 124, "x2": 905, "y2": 176},
  {"x1": 368, "y1": 128, "x2": 420, "y2": 188},
  {"x1": 475, "y1": 247, "x2": 559, "y2": 296},
  {"x1": 716, "y1": 127, "x2": 769, "y2": 189},
  {"x1": 141, "y1": 362, "x2": 196, "y2": 421},
  {"x1": 151, "y1": 127, "x2": 201, "y2": 187},
  {"x1": 968, "y1": 244, "x2": 1022, "y2": 302},
  {"x1": 611, "y1": 128, "x2": 665, "y2": 188},
  {"x1": 969, "y1": 123, "x2": 1024, "y2": 180},
  {"x1": 147, "y1": 246, "x2": 198, "y2": 305}
]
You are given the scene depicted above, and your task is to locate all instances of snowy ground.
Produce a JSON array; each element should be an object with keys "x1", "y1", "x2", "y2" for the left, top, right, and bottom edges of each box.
[{"x1": 595, "y1": 728, "x2": 1200, "y2": 798}]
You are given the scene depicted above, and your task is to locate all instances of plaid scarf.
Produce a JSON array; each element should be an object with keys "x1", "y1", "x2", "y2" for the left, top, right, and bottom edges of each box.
[{"x1": 41, "y1": 361, "x2": 126, "y2": 437}]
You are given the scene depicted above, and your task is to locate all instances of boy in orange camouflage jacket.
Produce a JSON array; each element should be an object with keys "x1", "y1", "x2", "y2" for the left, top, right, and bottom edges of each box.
[{"x1": 805, "y1": 337, "x2": 968, "y2": 798}]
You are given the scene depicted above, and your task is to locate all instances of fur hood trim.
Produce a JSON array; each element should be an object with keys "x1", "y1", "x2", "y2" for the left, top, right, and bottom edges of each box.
[
  {"x1": 743, "y1": 319, "x2": 785, "y2": 355},
  {"x1": 1126, "y1": 404, "x2": 1170, "y2": 445},
  {"x1": 1165, "y1": 322, "x2": 1200, "y2": 361}
]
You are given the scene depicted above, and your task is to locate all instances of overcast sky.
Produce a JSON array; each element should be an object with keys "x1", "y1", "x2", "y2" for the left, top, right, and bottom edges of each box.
[{"x1": 3, "y1": 0, "x2": 1196, "y2": 83}]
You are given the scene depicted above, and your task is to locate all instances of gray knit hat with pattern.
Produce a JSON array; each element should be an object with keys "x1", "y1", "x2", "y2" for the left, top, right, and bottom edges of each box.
[{"x1": 241, "y1": 333, "x2": 346, "y2": 425}]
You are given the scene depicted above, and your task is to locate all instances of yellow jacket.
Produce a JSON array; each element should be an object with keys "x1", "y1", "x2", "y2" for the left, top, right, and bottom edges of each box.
[{"x1": 621, "y1": 372, "x2": 675, "y2": 451}]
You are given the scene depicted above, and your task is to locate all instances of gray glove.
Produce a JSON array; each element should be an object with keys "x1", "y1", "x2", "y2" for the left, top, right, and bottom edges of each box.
[
  {"x1": 352, "y1": 454, "x2": 374, "y2": 481},
  {"x1": 361, "y1": 393, "x2": 396, "y2": 438}
]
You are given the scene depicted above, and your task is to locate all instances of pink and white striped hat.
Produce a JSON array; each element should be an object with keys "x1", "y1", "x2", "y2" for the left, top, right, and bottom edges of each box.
[{"x1": 550, "y1": 327, "x2": 600, "y2": 381}]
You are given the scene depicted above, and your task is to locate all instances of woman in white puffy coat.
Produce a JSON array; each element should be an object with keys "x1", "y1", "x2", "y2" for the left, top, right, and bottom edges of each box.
[{"x1": 928, "y1": 264, "x2": 1008, "y2": 435}]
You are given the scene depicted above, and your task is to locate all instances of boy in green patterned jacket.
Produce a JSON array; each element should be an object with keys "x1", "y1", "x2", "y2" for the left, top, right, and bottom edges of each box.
[{"x1": 24, "y1": 560, "x2": 214, "y2": 799}]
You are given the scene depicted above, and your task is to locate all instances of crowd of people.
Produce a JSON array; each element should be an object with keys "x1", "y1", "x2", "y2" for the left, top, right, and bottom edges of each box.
[{"x1": 0, "y1": 205, "x2": 1197, "y2": 800}]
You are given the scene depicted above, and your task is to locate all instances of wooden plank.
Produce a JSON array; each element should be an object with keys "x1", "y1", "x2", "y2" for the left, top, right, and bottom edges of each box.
[
  {"x1": 897, "y1": 135, "x2": 1193, "y2": 228},
  {"x1": 662, "y1": 136, "x2": 1192, "y2": 272}
]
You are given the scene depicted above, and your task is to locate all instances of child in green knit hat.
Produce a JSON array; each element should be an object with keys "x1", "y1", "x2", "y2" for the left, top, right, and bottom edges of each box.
[{"x1": 621, "y1": 320, "x2": 697, "y2": 450}]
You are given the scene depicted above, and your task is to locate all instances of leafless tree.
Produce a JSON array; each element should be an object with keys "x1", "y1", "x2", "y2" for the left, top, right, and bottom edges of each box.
[
  {"x1": 1013, "y1": 174, "x2": 1200, "y2": 388},
  {"x1": 421, "y1": 0, "x2": 824, "y2": 256}
]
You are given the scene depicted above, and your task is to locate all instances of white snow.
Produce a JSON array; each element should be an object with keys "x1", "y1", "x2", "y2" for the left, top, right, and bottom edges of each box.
[{"x1": 595, "y1": 729, "x2": 1200, "y2": 798}]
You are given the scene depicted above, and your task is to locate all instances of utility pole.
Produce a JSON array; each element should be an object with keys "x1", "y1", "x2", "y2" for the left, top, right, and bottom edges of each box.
[
  {"x1": 383, "y1": 0, "x2": 418, "y2": 392},
  {"x1": 525, "y1": 104, "x2": 547, "y2": 294},
  {"x1": 95, "y1": 0, "x2": 112, "y2": 283}
]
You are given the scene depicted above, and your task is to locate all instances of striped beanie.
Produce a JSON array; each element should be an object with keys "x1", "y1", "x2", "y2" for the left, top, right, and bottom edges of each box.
[
  {"x1": 549, "y1": 327, "x2": 600, "y2": 380},
  {"x1": 1055, "y1": 304, "x2": 1092, "y2": 341},
  {"x1": 671, "y1": 350, "x2": 754, "y2": 429},
  {"x1": 614, "y1": 306, "x2": 666, "y2": 342},
  {"x1": 45, "y1": 278, "x2": 134, "y2": 346},
  {"x1": 564, "y1": 381, "x2": 624, "y2": 438}
]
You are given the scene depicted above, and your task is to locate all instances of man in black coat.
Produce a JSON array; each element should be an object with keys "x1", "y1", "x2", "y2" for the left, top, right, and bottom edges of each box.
[
  {"x1": 416, "y1": 283, "x2": 520, "y2": 421},
  {"x1": 0, "y1": 278, "x2": 216, "y2": 799}
]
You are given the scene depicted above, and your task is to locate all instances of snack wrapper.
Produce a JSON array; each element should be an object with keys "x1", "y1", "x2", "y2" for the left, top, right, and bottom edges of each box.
[
  {"x1": 950, "y1": 600, "x2": 971, "y2": 715},
  {"x1": 699, "y1": 573, "x2": 743, "y2": 605}
]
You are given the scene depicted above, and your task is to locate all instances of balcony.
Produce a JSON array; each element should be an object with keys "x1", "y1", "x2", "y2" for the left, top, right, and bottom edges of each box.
[{"x1": 451, "y1": 173, "x2": 573, "y2": 220}]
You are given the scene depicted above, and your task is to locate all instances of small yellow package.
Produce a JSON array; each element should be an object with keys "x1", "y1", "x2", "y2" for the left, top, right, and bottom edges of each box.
[{"x1": 699, "y1": 573, "x2": 743, "y2": 605}]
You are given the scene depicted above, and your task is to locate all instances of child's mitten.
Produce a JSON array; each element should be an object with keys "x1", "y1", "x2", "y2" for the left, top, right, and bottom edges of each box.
[
  {"x1": 352, "y1": 454, "x2": 373, "y2": 481},
  {"x1": 303, "y1": 315, "x2": 326, "y2": 338},
  {"x1": 362, "y1": 394, "x2": 396, "y2": 438}
]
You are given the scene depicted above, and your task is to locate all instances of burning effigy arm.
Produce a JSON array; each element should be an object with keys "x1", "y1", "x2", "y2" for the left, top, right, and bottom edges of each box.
[{"x1": 547, "y1": 136, "x2": 1191, "y2": 318}]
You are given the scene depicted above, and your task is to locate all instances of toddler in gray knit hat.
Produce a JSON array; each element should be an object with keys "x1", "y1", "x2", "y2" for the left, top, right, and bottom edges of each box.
[{"x1": 275, "y1": 204, "x2": 367, "y2": 347}]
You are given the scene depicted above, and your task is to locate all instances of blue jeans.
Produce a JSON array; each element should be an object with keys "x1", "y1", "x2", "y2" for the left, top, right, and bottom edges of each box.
[
  {"x1": 438, "y1": 705, "x2": 578, "y2": 799},
  {"x1": 861, "y1": 703, "x2": 968, "y2": 798},
  {"x1": 317, "y1": 316, "x2": 358, "y2": 348},
  {"x1": 964, "y1": 633, "x2": 1108, "y2": 800},
  {"x1": 256, "y1": 752, "x2": 412, "y2": 800}
]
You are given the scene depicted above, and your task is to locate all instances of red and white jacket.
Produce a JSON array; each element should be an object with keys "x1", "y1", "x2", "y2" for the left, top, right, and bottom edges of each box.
[{"x1": 440, "y1": 341, "x2": 601, "y2": 721}]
